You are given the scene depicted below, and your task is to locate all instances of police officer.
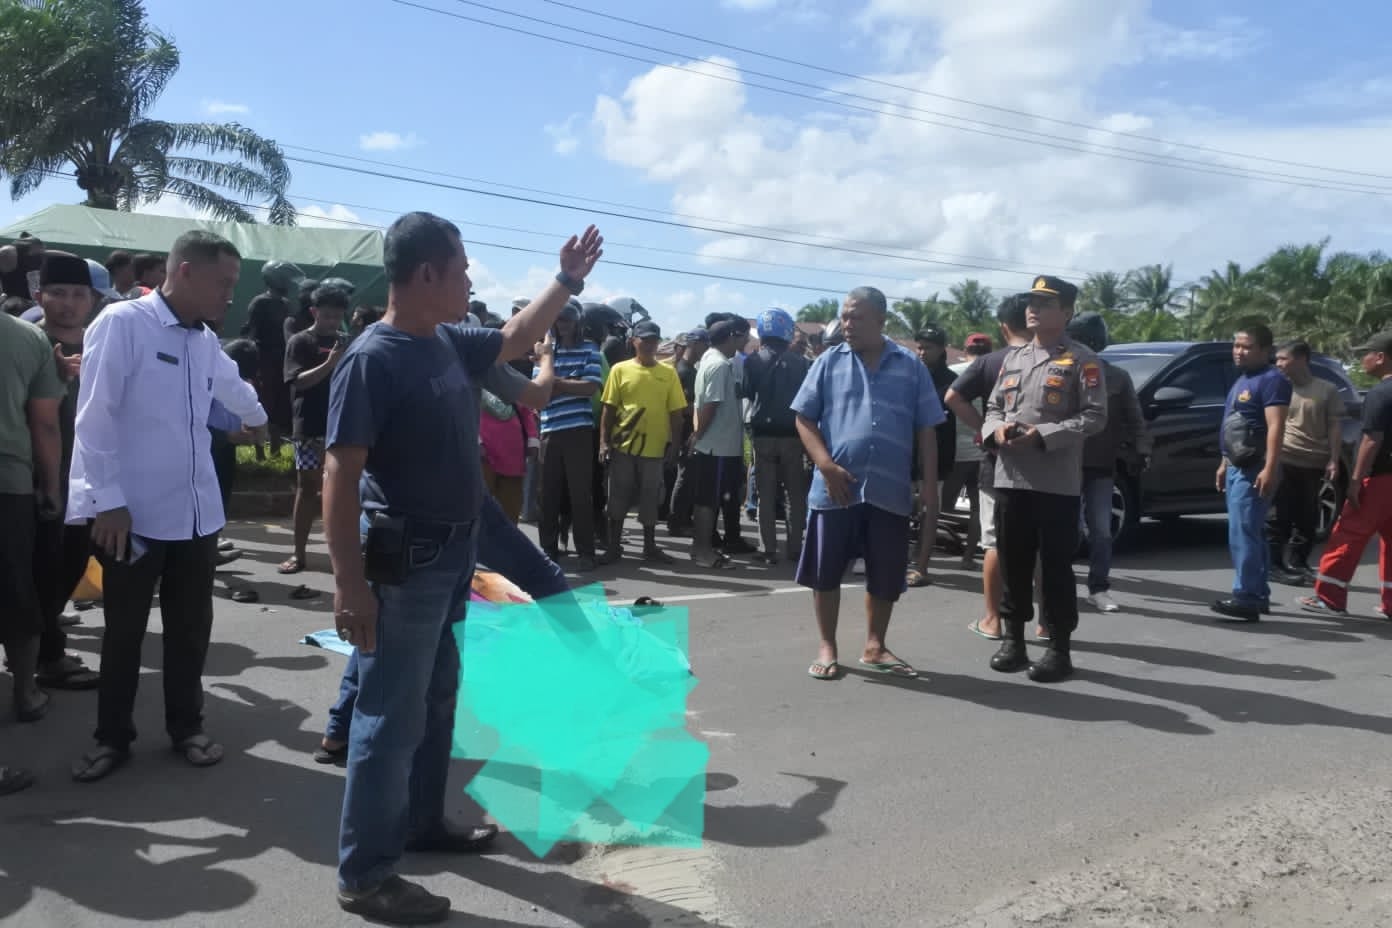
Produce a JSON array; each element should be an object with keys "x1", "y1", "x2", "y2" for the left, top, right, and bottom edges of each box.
[{"x1": 981, "y1": 276, "x2": 1107, "y2": 682}]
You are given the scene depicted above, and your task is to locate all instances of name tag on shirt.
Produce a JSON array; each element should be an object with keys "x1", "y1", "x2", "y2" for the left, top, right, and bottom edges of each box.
[{"x1": 157, "y1": 352, "x2": 179, "y2": 366}]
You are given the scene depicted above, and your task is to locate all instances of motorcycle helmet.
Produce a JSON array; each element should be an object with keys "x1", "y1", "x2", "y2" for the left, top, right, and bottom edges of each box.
[
  {"x1": 607, "y1": 296, "x2": 650, "y2": 327},
  {"x1": 262, "y1": 260, "x2": 305, "y2": 295},
  {"x1": 320, "y1": 276, "x2": 356, "y2": 297},
  {"x1": 1065, "y1": 311, "x2": 1109, "y2": 353},
  {"x1": 756, "y1": 307, "x2": 796, "y2": 343},
  {"x1": 580, "y1": 302, "x2": 624, "y2": 344},
  {"x1": 823, "y1": 316, "x2": 844, "y2": 347}
]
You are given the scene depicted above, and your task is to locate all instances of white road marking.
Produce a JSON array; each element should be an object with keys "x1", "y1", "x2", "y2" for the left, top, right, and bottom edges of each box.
[{"x1": 649, "y1": 583, "x2": 856, "y2": 605}]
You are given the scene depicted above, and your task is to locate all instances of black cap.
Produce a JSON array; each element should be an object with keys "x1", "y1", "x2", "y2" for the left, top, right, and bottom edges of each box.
[
  {"x1": 709, "y1": 318, "x2": 750, "y2": 344},
  {"x1": 1353, "y1": 332, "x2": 1392, "y2": 354},
  {"x1": 632, "y1": 320, "x2": 661, "y2": 340},
  {"x1": 915, "y1": 325, "x2": 947, "y2": 346},
  {"x1": 39, "y1": 250, "x2": 92, "y2": 289},
  {"x1": 1019, "y1": 275, "x2": 1079, "y2": 307}
]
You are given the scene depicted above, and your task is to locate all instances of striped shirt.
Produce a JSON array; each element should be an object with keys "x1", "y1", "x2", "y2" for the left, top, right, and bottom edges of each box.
[
  {"x1": 790, "y1": 337, "x2": 945, "y2": 517},
  {"x1": 535, "y1": 340, "x2": 603, "y2": 434}
]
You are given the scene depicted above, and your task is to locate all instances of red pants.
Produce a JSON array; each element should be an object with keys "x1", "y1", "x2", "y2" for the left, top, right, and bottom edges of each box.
[{"x1": 1313, "y1": 475, "x2": 1392, "y2": 613}]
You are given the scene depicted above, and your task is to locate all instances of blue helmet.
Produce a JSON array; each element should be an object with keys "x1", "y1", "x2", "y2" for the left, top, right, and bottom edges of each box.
[{"x1": 757, "y1": 307, "x2": 796, "y2": 342}]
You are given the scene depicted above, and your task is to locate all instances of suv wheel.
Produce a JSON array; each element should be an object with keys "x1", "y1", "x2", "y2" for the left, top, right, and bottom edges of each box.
[{"x1": 1316, "y1": 474, "x2": 1344, "y2": 541}]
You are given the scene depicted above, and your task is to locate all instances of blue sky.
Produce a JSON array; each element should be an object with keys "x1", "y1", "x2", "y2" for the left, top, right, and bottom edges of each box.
[{"x1": 5, "y1": 0, "x2": 1390, "y2": 333}]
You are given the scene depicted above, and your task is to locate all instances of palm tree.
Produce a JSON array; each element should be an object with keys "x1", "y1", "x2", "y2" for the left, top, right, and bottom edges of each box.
[
  {"x1": 948, "y1": 279, "x2": 993, "y2": 328},
  {"x1": 1249, "y1": 241, "x2": 1330, "y2": 337},
  {"x1": 889, "y1": 296, "x2": 941, "y2": 339},
  {"x1": 0, "y1": 0, "x2": 295, "y2": 224},
  {"x1": 1079, "y1": 272, "x2": 1124, "y2": 315},
  {"x1": 1325, "y1": 253, "x2": 1392, "y2": 355},
  {"x1": 797, "y1": 298, "x2": 840, "y2": 324},
  {"x1": 1122, "y1": 264, "x2": 1183, "y2": 315}
]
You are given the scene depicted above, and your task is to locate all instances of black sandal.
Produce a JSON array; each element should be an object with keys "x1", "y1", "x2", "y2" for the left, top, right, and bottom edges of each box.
[
  {"x1": 0, "y1": 765, "x2": 35, "y2": 796},
  {"x1": 313, "y1": 743, "x2": 348, "y2": 766},
  {"x1": 72, "y1": 745, "x2": 131, "y2": 782},
  {"x1": 173, "y1": 734, "x2": 224, "y2": 768},
  {"x1": 37, "y1": 655, "x2": 101, "y2": 691}
]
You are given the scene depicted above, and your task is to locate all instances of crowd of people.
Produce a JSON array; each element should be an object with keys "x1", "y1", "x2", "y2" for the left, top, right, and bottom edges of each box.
[{"x1": 4, "y1": 217, "x2": 1392, "y2": 924}]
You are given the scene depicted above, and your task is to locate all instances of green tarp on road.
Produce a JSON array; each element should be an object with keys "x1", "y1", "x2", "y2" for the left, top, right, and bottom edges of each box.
[{"x1": 0, "y1": 204, "x2": 386, "y2": 334}]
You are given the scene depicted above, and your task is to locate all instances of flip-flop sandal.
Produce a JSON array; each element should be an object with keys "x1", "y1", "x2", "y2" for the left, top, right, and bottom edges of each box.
[
  {"x1": 230, "y1": 589, "x2": 260, "y2": 604},
  {"x1": 289, "y1": 585, "x2": 320, "y2": 601},
  {"x1": 968, "y1": 620, "x2": 1004, "y2": 641},
  {"x1": 174, "y1": 734, "x2": 224, "y2": 768},
  {"x1": 0, "y1": 766, "x2": 35, "y2": 796},
  {"x1": 277, "y1": 557, "x2": 306, "y2": 575},
  {"x1": 643, "y1": 549, "x2": 676, "y2": 565},
  {"x1": 72, "y1": 745, "x2": 131, "y2": 782},
  {"x1": 905, "y1": 569, "x2": 932, "y2": 588},
  {"x1": 37, "y1": 655, "x2": 101, "y2": 690},
  {"x1": 858, "y1": 659, "x2": 920, "y2": 678},
  {"x1": 1298, "y1": 596, "x2": 1346, "y2": 616},
  {"x1": 807, "y1": 660, "x2": 840, "y2": 680},
  {"x1": 1036, "y1": 630, "x2": 1052, "y2": 641},
  {"x1": 696, "y1": 553, "x2": 736, "y2": 570},
  {"x1": 16, "y1": 690, "x2": 50, "y2": 723},
  {"x1": 313, "y1": 743, "x2": 348, "y2": 766}
]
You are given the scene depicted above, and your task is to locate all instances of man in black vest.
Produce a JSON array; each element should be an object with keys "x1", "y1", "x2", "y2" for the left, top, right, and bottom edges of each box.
[{"x1": 743, "y1": 309, "x2": 811, "y2": 565}]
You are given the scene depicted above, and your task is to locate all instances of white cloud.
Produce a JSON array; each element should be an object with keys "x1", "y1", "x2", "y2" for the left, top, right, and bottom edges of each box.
[
  {"x1": 1144, "y1": 16, "x2": 1263, "y2": 62},
  {"x1": 297, "y1": 204, "x2": 369, "y2": 229},
  {"x1": 202, "y1": 100, "x2": 249, "y2": 116},
  {"x1": 358, "y1": 131, "x2": 422, "y2": 152},
  {"x1": 586, "y1": 1, "x2": 1392, "y2": 301},
  {"x1": 544, "y1": 115, "x2": 583, "y2": 156},
  {"x1": 722, "y1": 0, "x2": 778, "y2": 8}
]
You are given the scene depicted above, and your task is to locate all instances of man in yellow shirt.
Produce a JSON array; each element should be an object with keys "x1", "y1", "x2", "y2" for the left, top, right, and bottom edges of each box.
[{"x1": 599, "y1": 320, "x2": 687, "y2": 564}]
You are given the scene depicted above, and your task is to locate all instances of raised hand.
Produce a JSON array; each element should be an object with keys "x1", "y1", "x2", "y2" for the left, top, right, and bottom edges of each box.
[{"x1": 560, "y1": 225, "x2": 604, "y2": 281}]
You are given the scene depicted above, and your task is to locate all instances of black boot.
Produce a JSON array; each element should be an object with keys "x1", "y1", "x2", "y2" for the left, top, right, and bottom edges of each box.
[
  {"x1": 598, "y1": 519, "x2": 624, "y2": 565},
  {"x1": 989, "y1": 623, "x2": 1030, "y2": 673},
  {"x1": 1028, "y1": 635, "x2": 1075, "y2": 683},
  {"x1": 1269, "y1": 540, "x2": 1304, "y2": 586}
]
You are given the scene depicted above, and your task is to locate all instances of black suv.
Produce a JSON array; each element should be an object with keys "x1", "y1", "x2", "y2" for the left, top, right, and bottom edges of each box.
[
  {"x1": 1093, "y1": 342, "x2": 1359, "y2": 548},
  {"x1": 940, "y1": 342, "x2": 1362, "y2": 550}
]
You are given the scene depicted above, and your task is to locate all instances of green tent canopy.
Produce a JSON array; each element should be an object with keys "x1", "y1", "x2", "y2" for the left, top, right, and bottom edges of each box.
[{"x1": 0, "y1": 204, "x2": 386, "y2": 334}]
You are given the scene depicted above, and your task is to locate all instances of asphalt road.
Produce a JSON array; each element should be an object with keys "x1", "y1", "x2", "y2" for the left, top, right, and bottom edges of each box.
[{"x1": 5, "y1": 515, "x2": 1392, "y2": 927}]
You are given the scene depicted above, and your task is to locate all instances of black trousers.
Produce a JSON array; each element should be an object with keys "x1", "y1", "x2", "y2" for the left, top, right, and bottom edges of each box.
[
  {"x1": 94, "y1": 532, "x2": 219, "y2": 750},
  {"x1": 1270, "y1": 462, "x2": 1323, "y2": 567},
  {"x1": 34, "y1": 518, "x2": 91, "y2": 663},
  {"x1": 996, "y1": 489, "x2": 1081, "y2": 638},
  {"x1": 211, "y1": 429, "x2": 237, "y2": 508},
  {"x1": 0, "y1": 493, "x2": 41, "y2": 643},
  {"x1": 539, "y1": 427, "x2": 596, "y2": 558}
]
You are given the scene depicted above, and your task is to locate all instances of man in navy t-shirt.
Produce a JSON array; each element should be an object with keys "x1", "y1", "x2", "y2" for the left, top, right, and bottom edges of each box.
[
  {"x1": 1212, "y1": 322, "x2": 1291, "y2": 621},
  {"x1": 324, "y1": 211, "x2": 602, "y2": 924}
]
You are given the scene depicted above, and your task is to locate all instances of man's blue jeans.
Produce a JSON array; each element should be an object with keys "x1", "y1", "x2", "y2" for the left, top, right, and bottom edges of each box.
[
  {"x1": 326, "y1": 493, "x2": 571, "y2": 748},
  {"x1": 1081, "y1": 474, "x2": 1114, "y2": 594},
  {"x1": 337, "y1": 518, "x2": 480, "y2": 892},
  {"x1": 1227, "y1": 464, "x2": 1271, "y2": 608}
]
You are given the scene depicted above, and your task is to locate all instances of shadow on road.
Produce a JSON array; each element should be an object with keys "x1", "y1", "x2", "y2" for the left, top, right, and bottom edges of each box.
[
  {"x1": 844, "y1": 666, "x2": 1214, "y2": 735},
  {"x1": 1070, "y1": 640, "x2": 1336, "y2": 681}
]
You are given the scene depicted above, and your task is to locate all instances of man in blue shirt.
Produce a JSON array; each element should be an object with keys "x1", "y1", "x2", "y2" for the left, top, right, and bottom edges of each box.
[
  {"x1": 791, "y1": 287, "x2": 945, "y2": 681},
  {"x1": 1212, "y1": 322, "x2": 1291, "y2": 621},
  {"x1": 324, "y1": 212, "x2": 602, "y2": 924}
]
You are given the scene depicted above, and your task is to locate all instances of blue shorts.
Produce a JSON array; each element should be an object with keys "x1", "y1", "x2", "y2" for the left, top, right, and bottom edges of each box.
[{"x1": 795, "y1": 504, "x2": 910, "y2": 603}]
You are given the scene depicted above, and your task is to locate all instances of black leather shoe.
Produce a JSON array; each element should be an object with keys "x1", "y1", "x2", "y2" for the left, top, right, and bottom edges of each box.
[
  {"x1": 338, "y1": 875, "x2": 450, "y2": 924},
  {"x1": 989, "y1": 639, "x2": 1030, "y2": 673},
  {"x1": 1028, "y1": 648, "x2": 1074, "y2": 683},
  {"x1": 1270, "y1": 566, "x2": 1308, "y2": 587},
  {"x1": 1211, "y1": 599, "x2": 1261, "y2": 622}
]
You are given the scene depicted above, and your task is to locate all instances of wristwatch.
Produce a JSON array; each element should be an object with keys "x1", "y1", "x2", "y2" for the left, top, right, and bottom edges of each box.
[{"x1": 556, "y1": 271, "x2": 584, "y2": 296}]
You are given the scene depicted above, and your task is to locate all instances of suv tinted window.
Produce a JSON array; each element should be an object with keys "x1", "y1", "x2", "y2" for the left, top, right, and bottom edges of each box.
[
  {"x1": 1310, "y1": 360, "x2": 1357, "y2": 406},
  {"x1": 1165, "y1": 357, "x2": 1229, "y2": 406}
]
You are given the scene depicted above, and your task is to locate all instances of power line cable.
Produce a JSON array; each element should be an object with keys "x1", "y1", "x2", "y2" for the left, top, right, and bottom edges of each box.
[
  {"x1": 392, "y1": 0, "x2": 1392, "y2": 196},
  {"x1": 282, "y1": 143, "x2": 1089, "y2": 275},
  {"x1": 536, "y1": 0, "x2": 1392, "y2": 183},
  {"x1": 285, "y1": 152, "x2": 1063, "y2": 276}
]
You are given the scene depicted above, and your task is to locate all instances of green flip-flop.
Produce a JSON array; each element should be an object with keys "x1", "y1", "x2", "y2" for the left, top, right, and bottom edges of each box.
[{"x1": 858, "y1": 659, "x2": 919, "y2": 678}]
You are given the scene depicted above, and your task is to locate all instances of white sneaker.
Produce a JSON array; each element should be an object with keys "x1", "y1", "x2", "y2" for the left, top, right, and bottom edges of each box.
[{"x1": 1089, "y1": 592, "x2": 1120, "y2": 613}]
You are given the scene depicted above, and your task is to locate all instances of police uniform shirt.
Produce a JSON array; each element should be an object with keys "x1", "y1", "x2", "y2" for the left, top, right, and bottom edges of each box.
[{"x1": 981, "y1": 335, "x2": 1108, "y2": 498}]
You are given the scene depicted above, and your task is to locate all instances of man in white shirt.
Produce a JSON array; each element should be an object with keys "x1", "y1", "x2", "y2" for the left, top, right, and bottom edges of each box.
[{"x1": 66, "y1": 231, "x2": 268, "y2": 783}]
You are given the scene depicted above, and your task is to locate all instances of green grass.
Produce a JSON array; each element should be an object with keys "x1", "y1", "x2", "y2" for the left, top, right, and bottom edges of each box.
[{"x1": 235, "y1": 444, "x2": 295, "y2": 491}]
